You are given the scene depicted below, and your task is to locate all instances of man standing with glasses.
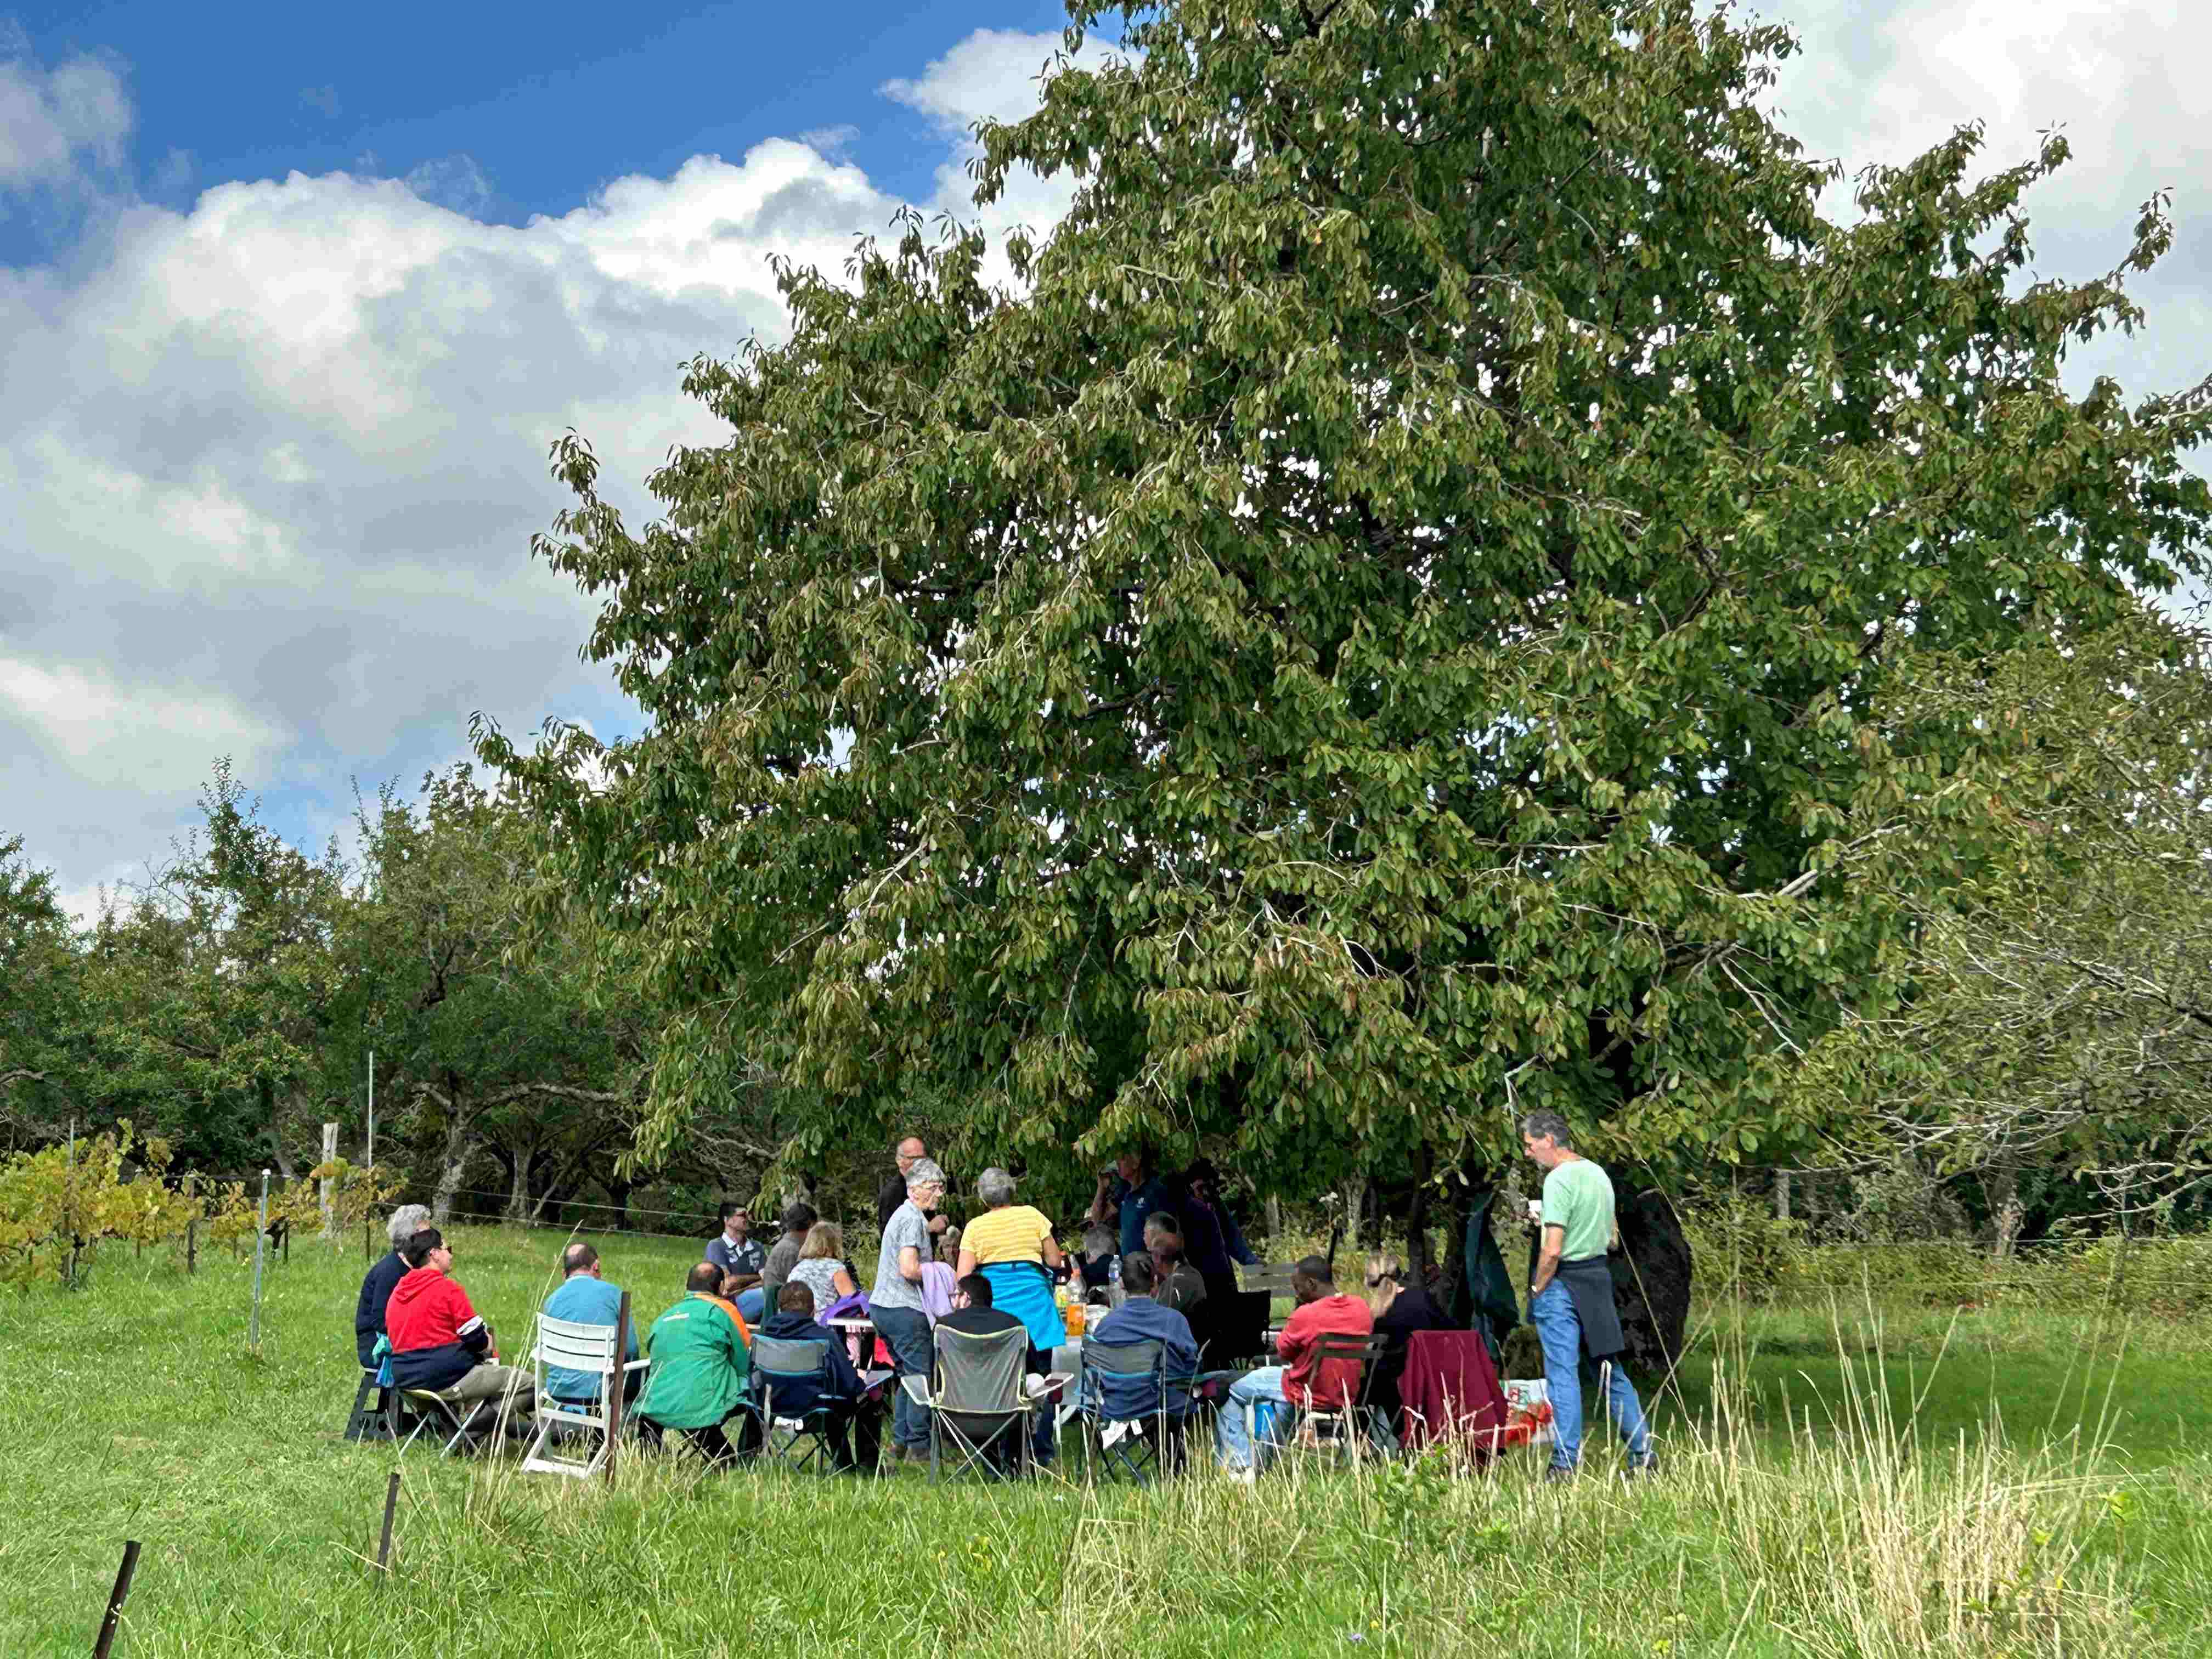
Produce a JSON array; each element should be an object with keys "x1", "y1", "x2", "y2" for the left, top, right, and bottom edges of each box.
[
  {"x1": 872, "y1": 1156, "x2": 948, "y2": 1464},
  {"x1": 385, "y1": 1228, "x2": 535, "y2": 1425}
]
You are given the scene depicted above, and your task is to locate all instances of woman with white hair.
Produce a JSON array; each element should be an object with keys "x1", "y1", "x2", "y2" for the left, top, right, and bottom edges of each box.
[{"x1": 356, "y1": 1203, "x2": 432, "y2": 1367}]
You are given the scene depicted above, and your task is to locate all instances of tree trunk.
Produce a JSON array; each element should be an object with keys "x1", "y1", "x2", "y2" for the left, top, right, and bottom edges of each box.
[
  {"x1": 258, "y1": 1077, "x2": 297, "y2": 1180},
  {"x1": 604, "y1": 1173, "x2": 633, "y2": 1231},
  {"x1": 502, "y1": 1142, "x2": 537, "y2": 1224},
  {"x1": 1609, "y1": 1184, "x2": 1693, "y2": 1381},
  {"x1": 1264, "y1": 1194, "x2": 1282, "y2": 1247},
  {"x1": 1775, "y1": 1168, "x2": 1792, "y2": 1222},
  {"x1": 431, "y1": 1098, "x2": 475, "y2": 1226},
  {"x1": 1987, "y1": 1163, "x2": 2024, "y2": 1260},
  {"x1": 1403, "y1": 1179, "x2": 1432, "y2": 1286}
]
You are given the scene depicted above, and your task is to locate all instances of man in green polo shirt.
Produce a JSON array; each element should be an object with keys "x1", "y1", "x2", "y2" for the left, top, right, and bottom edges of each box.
[
  {"x1": 635, "y1": 1263, "x2": 757, "y2": 1464},
  {"x1": 1521, "y1": 1110, "x2": 1656, "y2": 1481}
]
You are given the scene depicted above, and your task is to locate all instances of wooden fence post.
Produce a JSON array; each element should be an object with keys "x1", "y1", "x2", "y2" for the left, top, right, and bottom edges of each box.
[
  {"x1": 605, "y1": 1291, "x2": 631, "y2": 1486},
  {"x1": 375, "y1": 1470, "x2": 400, "y2": 1576},
  {"x1": 92, "y1": 1539, "x2": 140, "y2": 1659},
  {"x1": 320, "y1": 1123, "x2": 340, "y2": 1241}
]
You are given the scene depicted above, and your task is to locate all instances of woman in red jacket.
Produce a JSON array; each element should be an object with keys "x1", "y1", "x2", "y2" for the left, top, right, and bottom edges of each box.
[{"x1": 385, "y1": 1229, "x2": 535, "y2": 1424}]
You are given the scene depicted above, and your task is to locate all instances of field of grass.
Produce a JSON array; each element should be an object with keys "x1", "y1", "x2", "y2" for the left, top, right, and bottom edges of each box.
[{"x1": 3, "y1": 1222, "x2": 2207, "y2": 1657}]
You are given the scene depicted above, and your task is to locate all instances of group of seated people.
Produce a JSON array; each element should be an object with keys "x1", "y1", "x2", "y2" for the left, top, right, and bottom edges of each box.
[{"x1": 351, "y1": 1147, "x2": 1465, "y2": 1474}]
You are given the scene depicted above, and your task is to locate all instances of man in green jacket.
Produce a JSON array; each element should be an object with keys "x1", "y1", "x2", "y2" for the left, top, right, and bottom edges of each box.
[{"x1": 636, "y1": 1263, "x2": 758, "y2": 1464}]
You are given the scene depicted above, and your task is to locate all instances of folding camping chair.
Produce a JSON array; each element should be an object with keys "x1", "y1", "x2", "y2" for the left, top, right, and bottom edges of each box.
[
  {"x1": 900, "y1": 1323, "x2": 1037, "y2": 1483},
  {"x1": 521, "y1": 1314, "x2": 648, "y2": 1479},
  {"x1": 751, "y1": 1335, "x2": 843, "y2": 1476},
  {"x1": 1076, "y1": 1336, "x2": 1201, "y2": 1483},
  {"x1": 343, "y1": 1362, "x2": 398, "y2": 1442},
  {"x1": 1289, "y1": 1331, "x2": 1390, "y2": 1461},
  {"x1": 398, "y1": 1386, "x2": 496, "y2": 1458}
]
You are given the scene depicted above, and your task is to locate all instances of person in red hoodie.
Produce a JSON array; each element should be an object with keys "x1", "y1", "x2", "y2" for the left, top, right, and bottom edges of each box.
[
  {"x1": 1214, "y1": 1255, "x2": 1373, "y2": 1478},
  {"x1": 385, "y1": 1228, "x2": 535, "y2": 1427}
]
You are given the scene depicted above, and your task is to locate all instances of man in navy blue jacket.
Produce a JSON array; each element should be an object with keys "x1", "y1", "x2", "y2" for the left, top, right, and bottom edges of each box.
[
  {"x1": 754, "y1": 1282, "x2": 880, "y2": 1471},
  {"x1": 354, "y1": 1204, "x2": 430, "y2": 1367},
  {"x1": 1090, "y1": 1253, "x2": 1201, "y2": 1415}
]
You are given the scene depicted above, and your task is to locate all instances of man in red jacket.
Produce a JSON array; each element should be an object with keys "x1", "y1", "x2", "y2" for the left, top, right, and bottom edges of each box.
[
  {"x1": 385, "y1": 1229, "x2": 535, "y2": 1426},
  {"x1": 1214, "y1": 1255, "x2": 1373, "y2": 1478}
]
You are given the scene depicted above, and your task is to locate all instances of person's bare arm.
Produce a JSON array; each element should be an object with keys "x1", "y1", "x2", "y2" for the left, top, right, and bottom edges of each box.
[
  {"x1": 899, "y1": 1244, "x2": 925, "y2": 1284},
  {"x1": 956, "y1": 1247, "x2": 978, "y2": 1278},
  {"x1": 833, "y1": 1267, "x2": 857, "y2": 1297},
  {"x1": 1040, "y1": 1233, "x2": 1064, "y2": 1271},
  {"x1": 1087, "y1": 1172, "x2": 1116, "y2": 1227},
  {"x1": 1531, "y1": 1224, "x2": 1566, "y2": 1297}
]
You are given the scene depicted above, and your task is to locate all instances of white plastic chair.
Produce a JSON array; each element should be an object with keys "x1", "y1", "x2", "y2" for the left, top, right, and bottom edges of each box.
[{"x1": 521, "y1": 1313, "x2": 647, "y2": 1479}]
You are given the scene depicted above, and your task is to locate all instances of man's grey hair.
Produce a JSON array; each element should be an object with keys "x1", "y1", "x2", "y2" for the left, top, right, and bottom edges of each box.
[
  {"x1": 1517, "y1": 1111, "x2": 1575, "y2": 1150},
  {"x1": 1142, "y1": 1211, "x2": 1180, "y2": 1245},
  {"x1": 906, "y1": 1156, "x2": 948, "y2": 1193},
  {"x1": 386, "y1": 1204, "x2": 432, "y2": 1248},
  {"x1": 977, "y1": 1167, "x2": 1017, "y2": 1208}
]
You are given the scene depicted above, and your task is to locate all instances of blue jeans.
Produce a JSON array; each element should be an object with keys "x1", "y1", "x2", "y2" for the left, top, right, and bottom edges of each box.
[
  {"x1": 1214, "y1": 1365, "x2": 1290, "y2": 1472},
  {"x1": 1530, "y1": 1280, "x2": 1651, "y2": 1470},
  {"x1": 736, "y1": 1287, "x2": 766, "y2": 1325},
  {"x1": 872, "y1": 1305, "x2": 934, "y2": 1450}
]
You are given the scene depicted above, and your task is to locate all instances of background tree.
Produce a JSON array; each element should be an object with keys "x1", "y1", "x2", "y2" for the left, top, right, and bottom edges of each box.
[
  {"x1": 0, "y1": 836, "x2": 87, "y2": 1150},
  {"x1": 348, "y1": 766, "x2": 651, "y2": 1223},
  {"x1": 88, "y1": 761, "x2": 351, "y2": 1176},
  {"x1": 486, "y1": 0, "x2": 2210, "y2": 1368},
  {"x1": 1799, "y1": 606, "x2": 2212, "y2": 1244}
]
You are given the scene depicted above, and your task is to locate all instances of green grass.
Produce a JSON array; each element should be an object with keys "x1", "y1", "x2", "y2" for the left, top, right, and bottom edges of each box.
[{"x1": 3, "y1": 1224, "x2": 2208, "y2": 1656}]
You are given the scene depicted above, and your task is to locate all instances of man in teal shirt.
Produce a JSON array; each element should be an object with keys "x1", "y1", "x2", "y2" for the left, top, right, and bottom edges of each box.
[
  {"x1": 541, "y1": 1242, "x2": 642, "y2": 1404},
  {"x1": 635, "y1": 1263, "x2": 757, "y2": 1464},
  {"x1": 1521, "y1": 1111, "x2": 1655, "y2": 1481}
]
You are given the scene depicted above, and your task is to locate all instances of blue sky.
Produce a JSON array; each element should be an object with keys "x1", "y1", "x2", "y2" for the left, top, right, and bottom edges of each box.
[
  {"x1": 3, "y1": 2, "x2": 1068, "y2": 254},
  {"x1": 2, "y1": 1, "x2": 2207, "y2": 914}
]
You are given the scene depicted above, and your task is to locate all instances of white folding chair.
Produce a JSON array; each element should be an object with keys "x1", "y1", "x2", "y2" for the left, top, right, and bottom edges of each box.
[{"x1": 521, "y1": 1313, "x2": 647, "y2": 1479}]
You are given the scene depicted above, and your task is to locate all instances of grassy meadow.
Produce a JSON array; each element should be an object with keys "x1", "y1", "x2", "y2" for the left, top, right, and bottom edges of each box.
[{"x1": 3, "y1": 1222, "x2": 2208, "y2": 1657}]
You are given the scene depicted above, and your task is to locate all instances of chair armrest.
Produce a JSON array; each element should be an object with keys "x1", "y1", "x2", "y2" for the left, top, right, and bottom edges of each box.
[{"x1": 620, "y1": 1358, "x2": 650, "y2": 1373}]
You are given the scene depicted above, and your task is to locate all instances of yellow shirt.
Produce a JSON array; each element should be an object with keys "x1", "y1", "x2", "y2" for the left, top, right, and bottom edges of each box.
[{"x1": 962, "y1": 1205, "x2": 1054, "y2": 1265}]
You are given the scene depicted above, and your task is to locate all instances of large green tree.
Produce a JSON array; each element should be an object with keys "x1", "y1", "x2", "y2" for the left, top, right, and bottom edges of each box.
[{"x1": 483, "y1": 0, "x2": 2210, "y2": 1338}]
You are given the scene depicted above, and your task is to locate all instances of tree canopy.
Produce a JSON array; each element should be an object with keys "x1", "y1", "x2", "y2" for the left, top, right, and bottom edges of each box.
[{"x1": 482, "y1": 0, "x2": 2211, "y2": 1212}]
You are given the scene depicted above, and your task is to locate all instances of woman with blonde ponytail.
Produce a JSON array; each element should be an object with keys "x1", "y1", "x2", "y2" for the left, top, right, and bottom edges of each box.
[{"x1": 1365, "y1": 1252, "x2": 1447, "y2": 1441}]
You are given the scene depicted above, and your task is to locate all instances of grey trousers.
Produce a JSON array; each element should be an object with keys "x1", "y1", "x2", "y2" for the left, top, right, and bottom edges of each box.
[{"x1": 444, "y1": 1363, "x2": 535, "y2": 1415}]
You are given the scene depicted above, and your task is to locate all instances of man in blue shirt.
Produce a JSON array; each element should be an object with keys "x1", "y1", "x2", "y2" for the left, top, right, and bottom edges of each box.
[
  {"x1": 540, "y1": 1242, "x2": 642, "y2": 1404},
  {"x1": 1090, "y1": 1148, "x2": 1170, "y2": 1259},
  {"x1": 704, "y1": 1201, "x2": 768, "y2": 1283}
]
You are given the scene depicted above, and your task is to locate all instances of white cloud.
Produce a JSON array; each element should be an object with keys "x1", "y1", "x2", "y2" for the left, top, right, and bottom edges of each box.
[
  {"x1": 0, "y1": 40, "x2": 132, "y2": 191},
  {"x1": 2, "y1": 27, "x2": 1084, "y2": 896},
  {"x1": 402, "y1": 153, "x2": 491, "y2": 216},
  {"x1": 0, "y1": 658, "x2": 286, "y2": 789},
  {"x1": 885, "y1": 27, "x2": 1132, "y2": 244},
  {"x1": 883, "y1": 29, "x2": 1074, "y2": 133}
]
